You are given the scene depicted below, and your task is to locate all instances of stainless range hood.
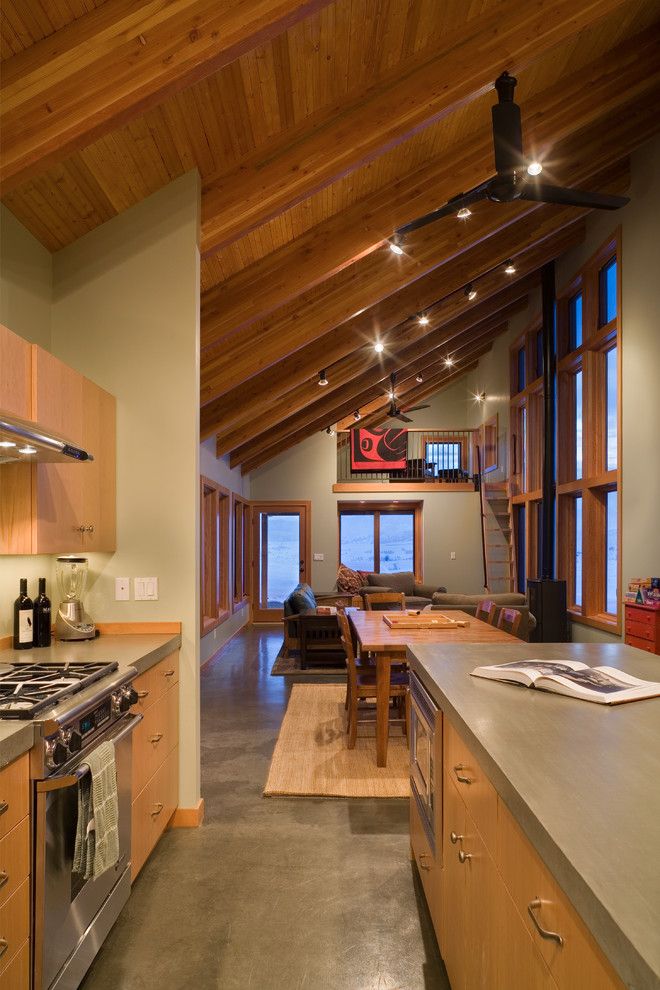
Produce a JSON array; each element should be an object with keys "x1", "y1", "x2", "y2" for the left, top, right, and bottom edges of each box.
[{"x1": 0, "y1": 410, "x2": 94, "y2": 465}]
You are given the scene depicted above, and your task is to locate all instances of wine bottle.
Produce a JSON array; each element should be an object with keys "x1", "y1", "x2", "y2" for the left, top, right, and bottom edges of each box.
[
  {"x1": 34, "y1": 577, "x2": 52, "y2": 648},
  {"x1": 13, "y1": 578, "x2": 34, "y2": 650}
]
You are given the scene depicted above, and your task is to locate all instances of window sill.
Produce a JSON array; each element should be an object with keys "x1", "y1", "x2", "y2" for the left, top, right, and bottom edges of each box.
[
  {"x1": 202, "y1": 610, "x2": 230, "y2": 636},
  {"x1": 232, "y1": 597, "x2": 250, "y2": 615},
  {"x1": 567, "y1": 610, "x2": 621, "y2": 636}
]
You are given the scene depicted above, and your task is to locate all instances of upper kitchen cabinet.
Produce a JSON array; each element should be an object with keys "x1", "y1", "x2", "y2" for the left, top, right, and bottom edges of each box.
[{"x1": 0, "y1": 327, "x2": 116, "y2": 555}]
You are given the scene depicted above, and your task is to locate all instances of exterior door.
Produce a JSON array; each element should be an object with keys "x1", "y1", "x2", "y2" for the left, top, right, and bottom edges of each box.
[{"x1": 251, "y1": 502, "x2": 311, "y2": 621}]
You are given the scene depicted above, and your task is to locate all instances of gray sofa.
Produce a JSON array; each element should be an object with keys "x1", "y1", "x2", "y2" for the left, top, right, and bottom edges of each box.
[
  {"x1": 360, "y1": 571, "x2": 447, "y2": 609},
  {"x1": 428, "y1": 592, "x2": 536, "y2": 640}
]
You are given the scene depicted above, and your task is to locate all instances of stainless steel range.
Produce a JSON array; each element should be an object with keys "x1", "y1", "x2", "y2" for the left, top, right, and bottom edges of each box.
[{"x1": 0, "y1": 659, "x2": 141, "y2": 990}]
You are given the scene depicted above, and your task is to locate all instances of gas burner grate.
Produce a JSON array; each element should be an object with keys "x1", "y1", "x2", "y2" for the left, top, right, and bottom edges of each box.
[{"x1": 0, "y1": 661, "x2": 118, "y2": 719}]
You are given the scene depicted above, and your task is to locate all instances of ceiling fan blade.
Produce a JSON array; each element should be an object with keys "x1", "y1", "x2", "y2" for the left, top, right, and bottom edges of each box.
[
  {"x1": 403, "y1": 404, "x2": 431, "y2": 413},
  {"x1": 394, "y1": 413, "x2": 413, "y2": 424},
  {"x1": 491, "y1": 72, "x2": 523, "y2": 176},
  {"x1": 519, "y1": 182, "x2": 630, "y2": 211},
  {"x1": 396, "y1": 181, "x2": 492, "y2": 236}
]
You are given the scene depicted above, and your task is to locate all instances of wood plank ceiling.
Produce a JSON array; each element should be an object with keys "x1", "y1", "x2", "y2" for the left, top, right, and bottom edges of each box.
[{"x1": 2, "y1": 0, "x2": 659, "y2": 472}]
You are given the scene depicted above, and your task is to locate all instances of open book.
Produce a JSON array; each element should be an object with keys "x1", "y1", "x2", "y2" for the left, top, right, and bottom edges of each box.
[{"x1": 470, "y1": 660, "x2": 660, "y2": 705}]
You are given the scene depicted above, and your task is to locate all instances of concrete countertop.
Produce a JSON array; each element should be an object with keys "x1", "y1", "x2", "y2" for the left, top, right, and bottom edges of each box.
[
  {"x1": 407, "y1": 641, "x2": 660, "y2": 990},
  {"x1": 0, "y1": 631, "x2": 181, "y2": 769}
]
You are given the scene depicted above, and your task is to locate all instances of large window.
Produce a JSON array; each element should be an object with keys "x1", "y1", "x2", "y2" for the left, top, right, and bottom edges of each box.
[
  {"x1": 200, "y1": 477, "x2": 230, "y2": 634},
  {"x1": 338, "y1": 501, "x2": 422, "y2": 576},
  {"x1": 425, "y1": 441, "x2": 461, "y2": 473},
  {"x1": 557, "y1": 233, "x2": 621, "y2": 631}
]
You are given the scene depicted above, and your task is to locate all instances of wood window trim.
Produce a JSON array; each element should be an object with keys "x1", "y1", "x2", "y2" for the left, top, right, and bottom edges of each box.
[
  {"x1": 337, "y1": 500, "x2": 423, "y2": 580},
  {"x1": 232, "y1": 494, "x2": 251, "y2": 612},
  {"x1": 200, "y1": 476, "x2": 230, "y2": 636},
  {"x1": 556, "y1": 229, "x2": 621, "y2": 634},
  {"x1": 420, "y1": 434, "x2": 467, "y2": 472}
]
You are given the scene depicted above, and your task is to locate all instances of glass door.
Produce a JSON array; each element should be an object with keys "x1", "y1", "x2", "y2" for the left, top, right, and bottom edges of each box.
[{"x1": 251, "y1": 502, "x2": 310, "y2": 620}]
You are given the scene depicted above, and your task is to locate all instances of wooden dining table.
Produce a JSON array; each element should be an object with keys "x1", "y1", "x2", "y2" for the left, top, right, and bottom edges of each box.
[{"x1": 347, "y1": 608, "x2": 518, "y2": 767}]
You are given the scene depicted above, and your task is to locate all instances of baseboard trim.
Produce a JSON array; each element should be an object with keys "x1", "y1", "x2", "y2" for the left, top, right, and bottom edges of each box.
[{"x1": 170, "y1": 799, "x2": 205, "y2": 828}]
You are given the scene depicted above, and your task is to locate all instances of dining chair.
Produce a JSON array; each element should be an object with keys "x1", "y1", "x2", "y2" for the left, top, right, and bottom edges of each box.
[
  {"x1": 363, "y1": 591, "x2": 406, "y2": 611},
  {"x1": 497, "y1": 607, "x2": 523, "y2": 637},
  {"x1": 475, "y1": 599, "x2": 498, "y2": 625},
  {"x1": 337, "y1": 608, "x2": 409, "y2": 749}
]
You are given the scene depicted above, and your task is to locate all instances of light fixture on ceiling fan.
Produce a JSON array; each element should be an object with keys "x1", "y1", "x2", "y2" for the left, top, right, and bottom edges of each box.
[
  {"x1": 395, "y1": 72, "x2": 629, "y2": 237},
  {"x1": 385, "y1": 372, "x2": 430, "y2": 424}
]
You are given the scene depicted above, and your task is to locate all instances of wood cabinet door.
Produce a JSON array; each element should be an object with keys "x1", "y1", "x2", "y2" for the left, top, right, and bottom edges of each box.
[
  {"x1": 462, "y1": 813, "x2": 499, "y2": 990},
  {"x1": 440, "y1": 776, "x2": 466, "y2": 990},
  {"x1": 0, "y1": 327, "x2": 33, "y2": 554},
  {"x1": 0, "y1": 325, "x2": 31, "y2": 418},
  {"x1": 79, "y1": 376, "x2": 116, "y2": 551},
  {"x1": 495, "y1": 876, "x2": 557, "y2": 990}
]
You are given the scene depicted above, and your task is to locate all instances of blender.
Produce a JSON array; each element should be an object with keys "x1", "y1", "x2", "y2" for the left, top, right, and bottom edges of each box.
[{"x1": 55, "y1": 556, "x2": 96, "y2": 641}]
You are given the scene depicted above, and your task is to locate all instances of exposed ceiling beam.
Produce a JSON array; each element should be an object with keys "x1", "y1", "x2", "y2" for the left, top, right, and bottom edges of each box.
[
  {"x1": 200, "y1": 27, "x2": 660, "y2": 338},
  {"x1": 200, "y1": 131, "x2": 636, "y2": 400},
  {"x1": 0, "y1": 0, "x2": 334, "y2": 190},
  {"x1": 199, "y1": 0, "x2": 629, "y2": 255},
  {"x1": 228, "y1": 315, "x2": 511, "y2": 467},
  {"x1": 201, "y1": 218, "x2": 585, "y2": 442}
]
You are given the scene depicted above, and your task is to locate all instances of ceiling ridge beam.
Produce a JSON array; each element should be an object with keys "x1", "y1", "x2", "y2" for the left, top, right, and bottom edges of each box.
[
  {"x1": 199, "y1": 0, "x2": 630, "y2": 256},
  {"x1": 200, "y1": 26, "x2": 660, "y2": 337},
  {"x1": 1, "y1": 0, "x2": 335, "y2": 190}
]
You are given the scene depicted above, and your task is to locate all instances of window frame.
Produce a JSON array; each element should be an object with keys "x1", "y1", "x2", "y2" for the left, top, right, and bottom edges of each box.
[
  {"x1": 337, "y1": 500, "x2": 423, "y2": 579},
  {"x1": 200, "y1": 476, "x2": 230, "y2": 635},
  {"x1": 232, "y1": 494, "x2": 251, "y2": 611},
  {"x1": 556, "y1": 231, "x2": 621, "y2": 633}
]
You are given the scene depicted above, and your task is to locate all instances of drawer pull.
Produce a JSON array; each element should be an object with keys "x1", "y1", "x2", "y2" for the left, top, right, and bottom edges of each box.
[
  {"x1": 0, "y1": 872, "x2": 8, "y2": 889},
  {"x1": 137, "y1": 690, "x2": 150, "y2": 699},
  {"x1": 527, "y1": 898, "x2": 564, "y2": 946},
  {"x1": 149, "y1": 733, "x2": 164, "y2": 744},
  {"x1": 450, "y1": 831, "x2": 463, "y2": 845},
  {"x1": 458, "y1": 850, "x2": 472, "y2": 863},
  {"x1": 164, "y1": 669, "x2": 175, "y2": 678},
  {"x1": 453, "y1": 764, "x2": 473, "y2": 785},
  {"x1": 151, "y1": 803, "x2": 164, "y2": 817},
  {"x1": 0, "y1": 939, "x2": 8, "y2": 959}
]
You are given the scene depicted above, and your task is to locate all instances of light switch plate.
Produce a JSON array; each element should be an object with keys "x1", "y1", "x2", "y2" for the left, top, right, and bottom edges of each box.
[
  {"x1": 450, "y1": 552, "x2": 456, "y2": 560},
  {"x1": 313, "y1": 553, "x2": 324, "y2": 561},
  {"x1": 115, "y1": 577, "x2": 130, "y2": 601},
  {"x1": 135, "y1": 577, "x2": 158, "y2": 601}
]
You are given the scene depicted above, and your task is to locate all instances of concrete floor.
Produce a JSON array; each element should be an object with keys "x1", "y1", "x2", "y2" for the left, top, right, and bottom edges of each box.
[{"x1": 81, "y1": 626, "x2": 449, "y2": 990}]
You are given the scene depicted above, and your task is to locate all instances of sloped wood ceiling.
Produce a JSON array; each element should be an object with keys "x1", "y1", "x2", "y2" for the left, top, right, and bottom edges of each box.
[{"x1": 2, "y1": 0, "x2": 659, "y2": 472}]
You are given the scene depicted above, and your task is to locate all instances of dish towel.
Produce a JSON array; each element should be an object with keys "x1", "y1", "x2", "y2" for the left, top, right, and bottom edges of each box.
[{"x1": 72, "y1": 741, "x2": 120, "y2": 880}]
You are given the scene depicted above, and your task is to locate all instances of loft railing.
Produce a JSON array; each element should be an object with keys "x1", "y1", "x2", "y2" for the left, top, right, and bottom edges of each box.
[{"x1": 336, "y1": 428, "x2": 479, "y2": 484}]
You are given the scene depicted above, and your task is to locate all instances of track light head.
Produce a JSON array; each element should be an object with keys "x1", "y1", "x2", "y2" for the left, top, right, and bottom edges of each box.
[
  {"x1": 464, "y1": 283, "x2": 477, "y2": 301},
  {"x1": 353, "y1": 410, "x2": 361, "y2": 422},
  {"x1": 417, "y1": 313, "x2": 430, "y2": 325},
  {"x1": 326, "y1": 426, "x2": 335, "y2": 436},
  {"x1": 388, "y1": 238, "x2": 404, "y2": 255},
  {"x1": 445, "y1": 357, "x2": 454, "y2": 367},
  {"x1": 504, "y1": 260, "x2": 516, "y2": 275},
  {"x1": 456, "y1": 207, "x2": 472, "y2": 220},
  {"x1": 527, "y1": 161, "x2": 543, "y2": 176},
  {"x1": 318, "y1": 369, "x2": 328, "y2": 386},
  {"x1": 374, "y1": 341, "x2": 385, "y2": 354},
  {"x1": 416, "y1": 373, "x2": 423, "y2": 383}
]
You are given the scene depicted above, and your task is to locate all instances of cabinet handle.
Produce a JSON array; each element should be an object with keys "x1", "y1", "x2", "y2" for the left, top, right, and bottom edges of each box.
[
  {"x1": 137, "y1": 690, "x2": 149, "y2": 699},
  {"x1": 450, "y1": 831, "x2": 463, "y2": 845},
  {"x1": 150, "y1": 802, "x2": 164, "y2": 817},
  {"x1": 164, "y1": 669, "x2": 175, "y2": 677},
  {"x1": 418, "y1": 853, "x2": 431, "y2": 871},
  {"x1": 527, "y1": 898, "x2": 564, "y2": 946},
  {"x1": 0, "y1": 800, "x2": 8, "y2": 816},
  {"x1": 149, "y1": 733, "x2": 163, "y2": 744},
  {"x1": 453, "y1": 763, "x2": 473, "y2": 785},
  {"x1": 458, "y1": 850, "x2": 472, "y2": 864},
  {"x1": 0, "y1": 939, "x2": 8, "y2": 959},
  {"x1": 75, "y1": 525, "x2": 86, "y2": 533},
  {"x1": 0, "y1": 872, "x2": 8, "y2": 889},
  {"x1": 85, "y1": 525, "x2": 95, "y2": 533}
]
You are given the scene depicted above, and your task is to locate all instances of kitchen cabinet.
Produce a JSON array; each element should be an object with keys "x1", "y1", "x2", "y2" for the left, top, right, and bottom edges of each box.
[
  {"x1": 0, "y1": 753, "x2": 30, "y2": 985},
  {"x1": 0, "y1": 324, "x2": 31, "y2": 419},
  {"x1": 0, "y1": 326, "x2": 32, "y2": 554},
  {"x1": 130, "y1": 651, "x2": 180, "y2": 880}
]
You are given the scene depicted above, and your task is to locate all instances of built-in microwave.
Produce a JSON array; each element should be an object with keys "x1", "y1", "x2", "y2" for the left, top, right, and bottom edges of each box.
[{"x1": 410, "y1": 671, "x2": 440, "y2": 854}]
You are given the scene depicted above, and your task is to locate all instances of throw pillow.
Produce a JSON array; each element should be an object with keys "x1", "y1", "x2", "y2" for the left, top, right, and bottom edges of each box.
[{"x1": 337, "y1": 563, "x2": 364, "y2": 594}]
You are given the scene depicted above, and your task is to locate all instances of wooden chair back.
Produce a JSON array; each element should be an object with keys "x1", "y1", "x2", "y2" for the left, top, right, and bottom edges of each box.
[
  {"x1": 475, "y1": 599, "x2": 498, "y2": 625},
  {"x1": 337, "y1": 608, "x2": 358, "y2": 698},
  {"x1": 363, "y1": 591, "x2": 406, "y2": 611},
  {"x1": 497, "y1": 607, "x2": 523, "y2": 637}
]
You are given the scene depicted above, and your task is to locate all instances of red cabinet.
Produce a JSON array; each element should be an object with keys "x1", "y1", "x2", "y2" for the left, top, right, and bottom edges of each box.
[{"x1": 624, "y1": 603, "x2": 660, "y2": 655}]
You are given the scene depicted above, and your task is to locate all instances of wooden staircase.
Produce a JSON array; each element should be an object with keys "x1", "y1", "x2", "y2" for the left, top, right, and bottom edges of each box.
[{"x1": 480, "y1": 481, "x2": 517, "y2": 593}]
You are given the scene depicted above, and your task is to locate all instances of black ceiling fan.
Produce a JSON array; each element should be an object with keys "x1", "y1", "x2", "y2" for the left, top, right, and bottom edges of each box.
[
  {"x1": 385, "y1": 373, "x2": 430, "y2": 423},
  {"x1": 396, "y1": 72, "x2": 629, "y2": 237}
]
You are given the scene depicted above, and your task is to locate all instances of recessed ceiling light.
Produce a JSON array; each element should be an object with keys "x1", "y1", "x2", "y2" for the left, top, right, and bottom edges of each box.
[
  {"x1": 527, "y1": 161, "x2": 543, "y2": 176},
  {"x1": 318, "y1": 369, "x2": 328, "y2": 386},
  {"x1": 353, "y1": 410, "x2": 361, "y2": 421},
  {"x1": 418, "y1": 314, "x2": 430, "y2": 325},
  {"x1": 374, "y1": 342, "x2": 384, "y2": 354},
  {"x1": 0, "y1": 440, "x2": 17, "y2": 448},
  {"x1": 389, "y1": 240, "x2": 404, "y2": 255},
  {"x1": 457, "y1": 207, "x2": 472, "y2": 220},
  {"x1": 18, "y1": 445, "x2": 37, "y2": 454},
  {"x1": 464, "y1": 283, "x2": 477, "y2": 301}
]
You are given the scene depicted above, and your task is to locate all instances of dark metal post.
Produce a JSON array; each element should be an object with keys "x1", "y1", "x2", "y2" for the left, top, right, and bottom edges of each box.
[{"x1": 541, "y1": 261, "x2": 556, "y2": 580}]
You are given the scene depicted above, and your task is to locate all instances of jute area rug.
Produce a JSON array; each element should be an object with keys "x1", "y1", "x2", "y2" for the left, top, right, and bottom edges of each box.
[{"x1": 264, "y1": 683, "x2": 410, "y2": 799}]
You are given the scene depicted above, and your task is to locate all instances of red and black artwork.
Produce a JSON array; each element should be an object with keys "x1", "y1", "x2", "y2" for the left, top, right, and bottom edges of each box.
[{"x1": 350, "y1": 428, "x2": 407, "y2": 471}]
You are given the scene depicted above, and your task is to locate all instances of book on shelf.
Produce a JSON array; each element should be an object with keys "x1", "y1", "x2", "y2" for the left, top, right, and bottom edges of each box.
[{"x1": 470, "y1": 660, "x2": 660, "y2": 705}]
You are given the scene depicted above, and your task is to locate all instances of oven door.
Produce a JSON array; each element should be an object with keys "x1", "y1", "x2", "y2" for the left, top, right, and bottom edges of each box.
[
  {"x1": 410, "y1": 673, "x2": 438, "y2": 851},
  {"x1": 33, "y1": 713, "x2": 142, "y2": 990}
]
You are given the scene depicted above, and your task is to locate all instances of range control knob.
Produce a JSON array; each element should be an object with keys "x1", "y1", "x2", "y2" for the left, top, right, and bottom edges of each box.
[
  {"x1": 68, "y1": 730, "x2": 83, "y2": 754},
  {"x1": 123, "y1": 686, "x2": 139, "y2": 708},
  {"x1": 112, "y1": 690, "x2": 130, "y2": 714},
  {"x1": 45, "y1": 738, "x2": 68, "y2": 770}
]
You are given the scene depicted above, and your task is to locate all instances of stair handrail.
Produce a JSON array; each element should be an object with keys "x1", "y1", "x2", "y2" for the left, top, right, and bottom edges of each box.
[{"x1": 476, "y1": 444, "x2": 489, "y2": 591}]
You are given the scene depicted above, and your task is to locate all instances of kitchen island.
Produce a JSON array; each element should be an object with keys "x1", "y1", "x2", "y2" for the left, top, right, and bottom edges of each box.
[{"x1": 408, "y1": 641, "x2": 660, "y2": 990}]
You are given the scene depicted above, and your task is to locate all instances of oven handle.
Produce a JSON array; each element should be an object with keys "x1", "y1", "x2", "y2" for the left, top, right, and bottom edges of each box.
[{"x1": 36, "y1": 714, "x2": 143, "y2": 793}]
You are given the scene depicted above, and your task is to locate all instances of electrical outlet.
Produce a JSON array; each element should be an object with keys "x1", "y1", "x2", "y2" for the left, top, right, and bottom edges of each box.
[
  {"x1": 134, "y1": 577, "x2": 158, "y2": 601},
  {"x1": 115, "y1": 577, "x2": 130, "y2": 601},
  {"x1": 313, "y1": 553, "x2": 324, "y2": 561},
  {"x1": 450, "y1": 552, "x2": 456, "y2": 560}
]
